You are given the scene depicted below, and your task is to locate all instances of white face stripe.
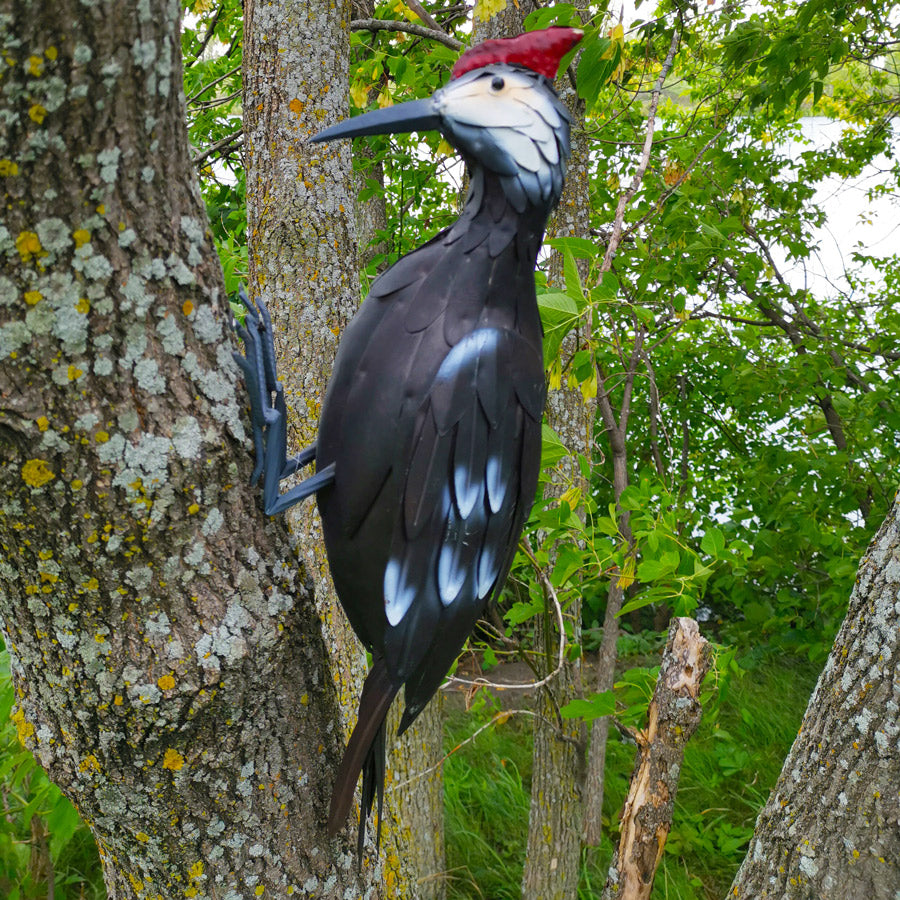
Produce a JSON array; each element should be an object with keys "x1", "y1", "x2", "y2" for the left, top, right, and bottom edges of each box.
[{"x1": 435, "y1": 66, "x2": 570, "y2": 208}]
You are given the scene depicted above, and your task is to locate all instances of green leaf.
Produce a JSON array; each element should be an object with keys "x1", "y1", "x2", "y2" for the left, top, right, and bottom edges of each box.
[
  {"x1": 541, "y1": 424, "x2": 569, "y2": 468},
  {"x1": 504, "y1": 598, "x2": 543, "y2": 627},
  {"x1": 560, "y1": 691, "x2": 615, "y2": 721},
  {"x1": 537, "y1": 292, "x2": 579, "y2": 319},
  {"x1": 700, "y1": 527, "x2": 726, "y2": 558}
]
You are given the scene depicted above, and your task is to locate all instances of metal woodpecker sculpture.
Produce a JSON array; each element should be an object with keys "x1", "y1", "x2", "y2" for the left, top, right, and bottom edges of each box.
[{"x1": 234, "y1": 26, "x2": 583, "y2": 853}]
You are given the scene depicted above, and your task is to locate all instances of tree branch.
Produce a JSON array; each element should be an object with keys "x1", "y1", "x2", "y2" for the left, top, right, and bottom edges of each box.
[
  {"x1": 192, "y1": 127, "x2": 243, "y2": 168},
  {"x1": 350, "y1": 18, "x2": 464, "y2": 51},
  {"x1": 600, "y1": 22, "x2": 682, "y2": 273}
]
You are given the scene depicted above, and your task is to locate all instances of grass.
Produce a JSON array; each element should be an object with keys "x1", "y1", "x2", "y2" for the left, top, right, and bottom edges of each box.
[
  {"x1": 0, "y1": 642, "x2": 819, "y2": 899},
  {"x1": 443, "y1": 649, "x2": 821, "y2": 899}
]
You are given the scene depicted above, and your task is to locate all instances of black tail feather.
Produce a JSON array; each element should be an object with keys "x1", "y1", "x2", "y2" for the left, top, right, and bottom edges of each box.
[{"x1": 327, "y1": 657, "x2": 398, "y2": 855}]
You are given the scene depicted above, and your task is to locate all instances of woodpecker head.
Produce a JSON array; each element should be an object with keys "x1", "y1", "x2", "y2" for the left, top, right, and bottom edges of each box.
[{"x1": 312, "y1": 27, "x2": 583, "y2": 211}]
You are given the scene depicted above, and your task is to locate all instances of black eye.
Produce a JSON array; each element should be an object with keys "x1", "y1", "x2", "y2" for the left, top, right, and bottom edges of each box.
[{"x1": 491, "y1": 76, "x2": 505, "y2": 91}]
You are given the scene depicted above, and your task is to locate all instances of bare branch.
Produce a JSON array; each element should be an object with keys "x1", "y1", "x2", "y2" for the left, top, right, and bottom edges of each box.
[
  {"x1": 403, "y1": 0, "x2": 444, "y2": 33},
  {"x1": 351, "y1": 18, "x2": 464, "y2": 51},
  {"x1": 600, "y1": 22, "x2": 682, "y2": 273},
  {"x1": 192, "y1": 127, "x2": 243, "y2": 168}
]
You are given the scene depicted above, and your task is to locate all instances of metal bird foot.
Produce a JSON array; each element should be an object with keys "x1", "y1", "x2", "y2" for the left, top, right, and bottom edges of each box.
[{"x1": 232, "y1": 287, "x2": 334, "y2": 514}]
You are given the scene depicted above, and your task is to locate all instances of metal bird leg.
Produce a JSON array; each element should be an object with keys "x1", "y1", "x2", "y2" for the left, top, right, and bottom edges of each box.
[{"x1": 232, "y1": 288, "x2": 335, "y2": 514}]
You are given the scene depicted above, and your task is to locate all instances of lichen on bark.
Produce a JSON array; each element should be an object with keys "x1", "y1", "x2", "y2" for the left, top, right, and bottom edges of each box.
[{"x1": 729, "y1": 496, "x2": 900, "y2": 899}]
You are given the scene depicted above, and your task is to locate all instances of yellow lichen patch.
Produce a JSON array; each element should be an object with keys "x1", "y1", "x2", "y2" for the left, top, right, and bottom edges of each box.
[
  {"x1": 16, "y1": 230, "x2": 43, "y2": 262},
  {"x1": 136, "y1": 831, "x2": 150, "y2": 843},
  {"x1": 22, "y1": 458, "x2": 55, "y2": 488},
  {"x1": 182, "y1": 299, "x2": 194, "y2": 316},
  {"x1": 128, "y1": 872, "x2": 144, "y2": 894},
  {"x1": 255, "y1": 887, "x2": 265, "y2": 896},
  {"x1": 188, "y1": 860, "x2": 203, "y2": 880},
  {"x1": 71, "y1": 479, "x2": 84, "y2": 490},
  {"x1": 36, "y1": 416, "x2": 49, "y2": 431},
  {"x1": 67, "y1": 365, "x2": 84, "y2": 381},
  {"x1": 28, "y1": 103, "x2": 47, "y2": 123},
  {"x1": 289, "y1": 97, "x2": 305, "y2": 115},
  {"x1": 96, "y1": 204, "x2": 105, "y2": 215},
  {"x1": 79, "y1": 754, "x2": 101, "y2": 773},
  {"x1": 72, "y1": 229, "x2": 91, "y2": 248},
  {"x1": 45, "y1": 46, "x2": 58, "y2": 60},
  {"x1": 157, "y1": 674, "x2": 176, "y2": 691},
  {"x1": 11, "y1": 708, "x2": 34, "y2": 745},
  {"x1": 75, "y1": 296, "x2": 90, "y2": 314},
  {"x1": 95, "y1": 431, "x2": 109, "y2": 443},
  {"x1": 114, "y1": 695, "x2": 123, "y2": 706},
  {"x1": 187, "y1": 503, "x2": 199, "y2": 515},
  {"x1": 0, "y1": 159, "x2": 19, "y2": 176},
  {"x1": 24, "y1": 289, "x2": 42, "y2": 305},
  {"x1": 162, "y1": 748, "x2": 185, "y2": 771},
  {"x1": 28, "y1": 55, "x2": 44, "y2": 76}
]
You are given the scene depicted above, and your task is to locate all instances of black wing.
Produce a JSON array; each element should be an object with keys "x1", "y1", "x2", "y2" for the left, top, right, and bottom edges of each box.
[{"x1": 379, "y1": 326, "x2": 545, "y2": 730}]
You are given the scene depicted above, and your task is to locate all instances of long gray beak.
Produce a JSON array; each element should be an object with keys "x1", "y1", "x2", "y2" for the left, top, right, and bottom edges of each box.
[{"x1": 311, "y1": 98, "x2": 441, "y2": 143}]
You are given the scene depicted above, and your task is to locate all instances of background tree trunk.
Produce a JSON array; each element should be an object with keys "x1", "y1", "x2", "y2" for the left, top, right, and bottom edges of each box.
[
  {"x1": 243, "y1": 0, "x2": 443, "y2": 890},
  {"x1": 729, "y1": 495, "x2": 900, "y2": 899},
  {"x1": 0, "y1": 1, "x2": 373, "y2": 896},
  {"x1": 523, "y1": 4, "x2": 596, "y2": 896}
]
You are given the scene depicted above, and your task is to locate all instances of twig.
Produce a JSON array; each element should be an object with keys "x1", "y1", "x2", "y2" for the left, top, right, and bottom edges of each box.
[
  {"x1": 390, "y1": 709, "x2": 544, "y2": 789},
  {"x1": 192, "y1": 128, "x2": 244, "y2": 168},
  {"x1": 187, "y1": 64, "x2": 241, "y2": 104},
  {"x1": 600, "y1": 22, "x2": 682, "y2": 274},
  {"x1": 351, "y1": 18, "x2": 463, "y2": 51},
  {"x1": 441, "y1": 538, "x2": 567, "y2": 693}
]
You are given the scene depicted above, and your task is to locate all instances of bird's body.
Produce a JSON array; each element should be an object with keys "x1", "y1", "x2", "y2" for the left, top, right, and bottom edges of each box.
[{"x1": 233, "y1": 26, "x2": 583, "y2": 854}]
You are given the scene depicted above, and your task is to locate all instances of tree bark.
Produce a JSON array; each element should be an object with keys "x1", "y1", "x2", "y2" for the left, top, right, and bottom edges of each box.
[
  {"x1": 729, "y1": 496, "x2": 900, "y2": 898},
  {"x1": 600, "y1": 618, "x2": 710, "y2": 900},
  {"x1": 0, "y1": 1, "x2": 372, "y2": 896},
  {"x1": 242, "y1": 0, "x2": 367, "y2": 789},
  {"x1": 243, "y1": 0, "x2": 446, "y2": 891}
]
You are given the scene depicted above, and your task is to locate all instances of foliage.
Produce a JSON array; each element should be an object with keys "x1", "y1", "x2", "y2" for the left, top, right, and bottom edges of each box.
[
  {"x1": 444, "y1": 648, "x2": 819, "y2": 899},
  {"x1": 0, "y1": 645, "x2": 104, "y2": 900}
]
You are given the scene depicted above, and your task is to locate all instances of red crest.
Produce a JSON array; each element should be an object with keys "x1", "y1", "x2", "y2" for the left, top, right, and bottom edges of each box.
[{"x1": 451, "y1": 26, "x2": 584, "y2": 81}]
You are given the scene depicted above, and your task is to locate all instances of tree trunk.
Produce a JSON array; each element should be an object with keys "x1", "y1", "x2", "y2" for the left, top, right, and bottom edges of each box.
[
  {"x1": 243, "y1": 1, "x2": 445, "y2": 890},
  {"x1": 0, "y1": 2, "x2": 373, "y2": 896},
  {"x1": 523, "y1": 4, "x2": 596, "y2": 894},
  {"x1": 729, "y1": 496, "x2": 900, "y2": 898},
  {"x1": 242, "y1": 0, "x2": 367, "y2": 780}
]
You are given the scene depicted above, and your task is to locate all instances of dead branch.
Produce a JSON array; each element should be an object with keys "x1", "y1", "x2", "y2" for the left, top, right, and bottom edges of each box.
[{"x1": 600, "y1": 617, "x2": 711, "y2": 900}]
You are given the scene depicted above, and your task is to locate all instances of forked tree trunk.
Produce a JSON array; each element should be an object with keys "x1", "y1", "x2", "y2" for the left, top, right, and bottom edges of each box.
[
  {"x1": 729, "y1": 496, "x2": 900, "y2": 899},
  {"x1": 0, "y1": 2, "x2": 375, "y2": 896}
]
